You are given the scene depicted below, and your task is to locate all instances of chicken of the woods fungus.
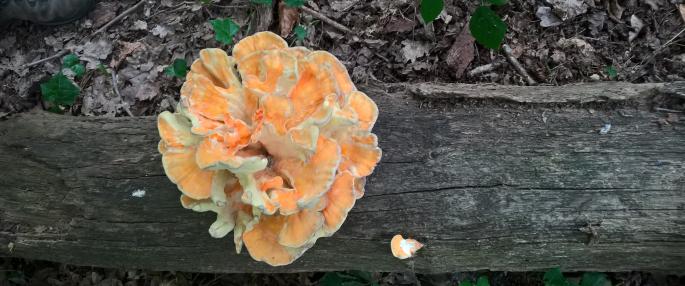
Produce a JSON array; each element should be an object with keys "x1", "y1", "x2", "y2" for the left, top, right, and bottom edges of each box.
[
  {"x1": 157, "y1": 31, "x2": 382, "y2": 266},
  {"x1": 391, "y1": 235, "x2": 424, "y2": 259}
]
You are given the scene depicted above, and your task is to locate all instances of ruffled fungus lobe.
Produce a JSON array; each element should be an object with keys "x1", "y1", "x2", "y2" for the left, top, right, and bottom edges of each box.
[
  {"x1": 157, "y1": 32, "x2": 381, "y2": 266},
  {"x1": 391, "y1": 235, "x2": 424, "y2": 259}
]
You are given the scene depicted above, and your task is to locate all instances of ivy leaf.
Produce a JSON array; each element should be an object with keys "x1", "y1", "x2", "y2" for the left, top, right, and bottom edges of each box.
[
  {"x1": 293, "y1": 25, "x2": 307, "y2": 41},
  {"x1": 543, "y1": 268, "x2": 572, "y2": 286},
  {"x1": 283, "y1": 0, "x2": 305, "y2": 7},
  {"x1": 40, "y1": 73, "x2": 80, "y2": 106},
  {"x1": 62, "y1": 54, "x2": 80, "y2": 67},
  {"x1": 459, "y1": 280, "x2": 474, "y2": 286},
  {"x1": 420, "y1": 0, "x2": 444, "y2": 23},
  {"x1": 250, "y1": 0, "x2": 272, "y2": 4},
  {"x1": 476, "y1": 276, "x2": 491, "y2": 286},
  {"x1": 604, "y1": 66, "x2": 617, "y2": 80},
  {"x1": 70, "y1": 64, "x2": 86, "y2": 78},
  {"x1": 210, "y1": 18, "x2": 240, "y2": 45},
  {"x1": 580, "y1": 273, "x2": 610, "y2": 286},
  {"x1": 165, "y1": 59, "x2": 188, "y2": 78},
  {"x1": 487, "y1": 0, "x2": 508, "y2": 6},
  {"x1": 469, "y1": 6, "x2": 507, "y2": 49},
  {"x1": 62, "y1": 54, "x2": 85, "y2": 78}
]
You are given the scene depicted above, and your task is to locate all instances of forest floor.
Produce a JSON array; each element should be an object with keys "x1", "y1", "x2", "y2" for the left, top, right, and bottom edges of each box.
[
  {"x1": 1, "y1": 0, "x2": 684, "y2": 285},
  {"x1": 1, "y1": 0, "x2": 684, "y2": 116},
  {"x1": 2, "y1": 257, "x2": 685, "y2": 286}
]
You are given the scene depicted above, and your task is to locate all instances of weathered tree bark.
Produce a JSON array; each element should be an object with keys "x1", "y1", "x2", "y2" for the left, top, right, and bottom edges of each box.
[{"x1": 0, "y1": 82, "x2": 684, "y2": 273}]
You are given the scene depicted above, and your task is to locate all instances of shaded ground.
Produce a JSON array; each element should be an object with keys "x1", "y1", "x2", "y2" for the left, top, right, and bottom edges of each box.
[
  {"x1": 1, "y1": 0, "x2": 684, "y2": 116},
  {"x1": 2, "y1": 258, "x2": 685, "y2": 286}
]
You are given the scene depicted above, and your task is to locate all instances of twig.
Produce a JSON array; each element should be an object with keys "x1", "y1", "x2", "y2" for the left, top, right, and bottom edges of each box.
[
  {"x1": 23, "y1": 50, "x2": 69, "y2": 68},
  {"x1": 111, "y1": 70, "x2": 134, "y2": 117},
  {"x1": 301, "y1": 5, "x2": 355, "y2": 35},
  {"x1": 655, "y1": 107, "x2": 683, "y2": 113},
  {"x1": 92, "y1": 0, "x2": 145, "y2": 36},
  {"x1": 502, "y1": 44, "x2": 537, "y2": 85},
  {"x1": 662, "y1": 27, "x2": 685, "y2": 48},
  {"x1": 467, "y1": 58, "x2": 507, "y2": 77},
  {"x1": 23, "y1": 0, "x2": 145, "y2": 68}
]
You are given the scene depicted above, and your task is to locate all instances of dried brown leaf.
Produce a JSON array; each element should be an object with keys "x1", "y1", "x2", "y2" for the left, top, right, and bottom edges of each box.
[
  {"x1": 606, "y1": 0, "x2": 625, "y2": 20},
  {"x1": 110, "y1": 41, "x2": 144, "y2": 69},
  {"x1": 383, "y1": 16, "x2": 415, "y2": 33},
  {"x1": 679, "y1": 4, "x2": 685, "y2": 23},
  {"x1": 90, "y1": 1, "x2": 118, "y2": 28},
  {"x1": 278, "y1": 1, "x2": 299, "y2": 38},
  {"x1": 445, "y1": 27, "x2": 475, "y2": 78}
]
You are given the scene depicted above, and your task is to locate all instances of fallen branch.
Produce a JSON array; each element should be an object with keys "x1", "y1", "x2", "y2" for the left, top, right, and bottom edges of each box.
[
  {"x1": 408, "y1": 81, "x2": 685, "y2": 104},
  {"x1": 110, "y1": 70, "x2": 134, "y2": 117},
  {"x1": 467, "y1": 59, "x2": 507, "y2": 77},
  {"x1": 1, "y1": 82, "x2": 684, "y2": 273},
  {"x1": 301, "y1": 5, "x2": 355, "y2": 35},
  {"x1": 502, "y1": 44, "x2": 537, "y2": 85}
]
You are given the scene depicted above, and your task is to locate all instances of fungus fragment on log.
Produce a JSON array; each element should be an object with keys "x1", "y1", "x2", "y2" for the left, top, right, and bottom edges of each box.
[
  {"x1": 391, "y1": 235, "x2": 424, "y2": 259},
  {"x1": 157, "y1": 32, "x2": 381, "y2": 266}
]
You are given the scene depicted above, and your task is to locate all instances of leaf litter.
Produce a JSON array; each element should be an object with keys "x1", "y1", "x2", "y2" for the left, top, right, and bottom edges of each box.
[{"x1": 0, "y1": 0, "x2": 683, "y2": 116}]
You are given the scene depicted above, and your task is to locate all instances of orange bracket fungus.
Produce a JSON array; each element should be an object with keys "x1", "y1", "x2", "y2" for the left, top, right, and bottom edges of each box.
[
  {"x1": 157, "y1": 31, "x2": 381, "y2": 266},
  {"x1": 391, "y1": 235, "x2": 424, "y2": 259}
]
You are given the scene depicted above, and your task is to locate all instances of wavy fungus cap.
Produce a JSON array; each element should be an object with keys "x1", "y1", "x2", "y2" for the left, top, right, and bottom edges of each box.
[{"x1": 157, "y1": 31, "x2": 381, "y2": 266}]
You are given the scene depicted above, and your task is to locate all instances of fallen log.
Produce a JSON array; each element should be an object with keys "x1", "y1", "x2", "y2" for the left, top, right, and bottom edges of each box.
[{"x1": 1, "y1": 82, "x2": 684, "y2": 273}]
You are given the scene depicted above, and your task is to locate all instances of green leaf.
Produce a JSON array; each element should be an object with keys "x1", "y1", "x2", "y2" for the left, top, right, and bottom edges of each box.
[
  {"x1": 210, "y1": 18, "x2": 240, "y2": 45},
  {"x1": 580, "y1": 273, "x2": 610, "y2": 286},
  {"x1": 165, "y1": 59, "x2": 188, "y2": 78},
  {"x1": 250, "y1": 0, "x2": 273, "y2": 4},
  {"x1": 62, "y1": 54, "x2": 80, "y2": 68},
  {"x1": 420, "y1": 0, "x2": 444, "y2": 23},
  {"x1": 319, "y1": 273, "x2": 344, "y2": 286},
  {"x1": 459, "y1": 280, "x2": 474, "y2": 286},
  {"x1": 284, "y1": 0, "x2": 305, "y2": 7},
  {"x1": 487, "y1": 0, "x2": 508, "y2": 6},
  {"x1": 70, "y1": 64, "x2": 86, "y2": 78},
  {"x1": 200, "y1": 0, "x2": 211, "y2": 4},
  {"x1": 348, "y1": 271, "x2": 373, "y2": 282},
  {"x1": 543, "y1": 268, "x2": 571, "y2": 286},
  {"x1": 97, "y1": 63, "x2": 110, "y2": 75},
  {"x1": 604, "y1": 66, "x2": 617, "y2": 80},
  {"x1": 293, "y1": 25, "x2": 307, "y2": 41},
  {"x1": 41, "y1": 73, "x2": 80, "y2": 106},
  {"x1": 469, "y1": 6, "x2": 507, "y2": 50},
  {"x1": 476, "y1": 276, "x2": 491, "y2": 286}
]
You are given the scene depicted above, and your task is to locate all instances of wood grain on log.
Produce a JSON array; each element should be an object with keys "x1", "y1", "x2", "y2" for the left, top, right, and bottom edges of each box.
[{"x1": 0, "y1": 82, "x2": 684, "y2": 273}]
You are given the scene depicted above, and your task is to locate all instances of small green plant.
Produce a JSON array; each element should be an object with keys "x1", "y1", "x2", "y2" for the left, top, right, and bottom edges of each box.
[
  {"x1": 165, "y1": 59, "x2": 188, "y2": 78},
  {"x1": 459, "y1": 275, "x2": 490, "y2": 286},
  {"x1": 40, "y1": 54, "x2": 84, "y2": 112},
  {"x1": 543, "y1": 268, "x2": 611, "y2": 286},
  {"x1": 293, "y1": 25, "x2": 307, "y2": 41},
  {"x1": 96, "y1": 63, "x2": 110, "y2": 75},
  {"x1": 469, "y1": 4, "x2": 508, "y2": 50},
  {"x1": 250, "y1": 0, "x2": 273, "y2": 4},
  {"x1": 420, "y1": 0, "x2": 444, "y2": 23},
  {"x1": 419, "y1": 0, "x2": 508, "y2": 50},
  {"x1": 284, "y1": 0, "x2": 305, "y2": 7},
  {"x1": 210, "y1": 18, "x2": 240, "y2": 45},
  {"x1": 62, "y1": 53, "x2": 85, "y2": 78},
  {"x1": 604, "y1": 66, "x2": 617, "y2": 80},
  {"x1": 40, "y1": 73, "x2": 80, "y2": 109},
  {"x1": 318, "y1": 271, "x2": 378, "y2": 286}
]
